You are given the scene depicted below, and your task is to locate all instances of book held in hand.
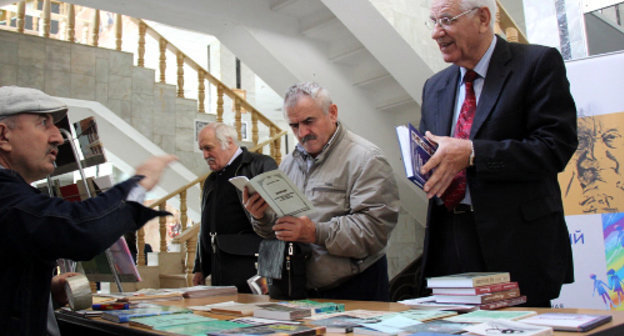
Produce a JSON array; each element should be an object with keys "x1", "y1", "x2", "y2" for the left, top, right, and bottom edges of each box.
[
  {"x1": 395, "y1": 123, "x2": 437, "y2": 189},
  {"x1": 229, "y1": 170, "x2": 315, "y2": 217},
  {"x1": 519, "y1": 312, "x2": 612, "y2": 332},
  {"x1": 427, "y1": 272, "x2": 511, "y2": 288}
]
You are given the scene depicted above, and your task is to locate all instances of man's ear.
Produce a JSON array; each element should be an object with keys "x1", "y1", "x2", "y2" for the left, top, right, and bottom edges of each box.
[{"x1": 0, "y1": 123, "x2": 11, "y2": 152}]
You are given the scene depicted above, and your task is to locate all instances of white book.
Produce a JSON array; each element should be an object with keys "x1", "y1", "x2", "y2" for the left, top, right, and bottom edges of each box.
[
  {"x1": 229, "y1": 170, "x2": 315, "y2": 217},
  {"x1": 519, "y1": 312, "x2": 612, "y2": 332},
  {"x1": 464, "y1": 320, "x2": 553, "y2": 336}
]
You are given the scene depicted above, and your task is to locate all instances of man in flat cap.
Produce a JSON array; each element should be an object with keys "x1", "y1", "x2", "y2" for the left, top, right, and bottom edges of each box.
[{"x1": 0, "y1": 86, "x2": 177, "y2": 335}]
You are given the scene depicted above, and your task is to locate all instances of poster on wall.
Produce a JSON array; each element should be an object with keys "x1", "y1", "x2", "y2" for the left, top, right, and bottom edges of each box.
[{"x1": 553, "y1": 50, "x2": 624, "y2": 310}]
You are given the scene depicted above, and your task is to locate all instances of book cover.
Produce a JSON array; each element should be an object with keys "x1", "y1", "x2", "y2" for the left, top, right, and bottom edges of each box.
[
  {"x1": 101, "y1": 304, "x2": 192, "y2": 323},
  {"x1": 253, "y1": 303, "x2": 312, "y2": 321},
  {"x1": 395, "y1": 123, "x2": 437, "y2": 189},
  {"x1": 464, "y1": 320, "x2": 553, "y2": 336},
  {"x1": 399, "y1": 320, "x2": 474, "y2": 334},
  {"x1": 81, "y1": 236, "x2": 142, "y2": 282},
  {"x1": 230, "y1": 317, "x2": 302, "y2": 326},
  {"x1": 519, "y1": 312, "x2": 612, "y2": 332},
  {"x1": 394, "y1": 309, "x2": 458, "y2": 322},
  {"x1": 280, "y1": 300, "x2": 345, "y2": 314},
  {"x1": 305, "y1": 309, "x2": 391, "y2": 321},
  {"x1": 477, "y1": 295, "x2": 527, "y2": 310},
  {"x1": 397, "y1": 296, "x2": 477, "y2": 312},
  {"x1": 443, "y1": 310, "x2": 537, "y2": 324},
  {"x1": 307, "y1": 316, "x2": 381, "y2": 333},
  {"x1": 431, "y1": 282, "x2": 519, "y2": 295},
  {"x1": 427, "y1": 272, "x2": 511, "y2": 288},
  {"x1": 229, "y1": 170, "x2": 315, "y2": 217},
  {"x1": 129, "y1": 313, "x2": 215, "y2": 329},
  {"x1": 208, "y1": 323, "x2": 326, "y2": 336},
  {"x1": 355, "y1": 315, "x2": 424, "y2": 336},
  {"x1": 155, "y1": 320, "x2": 249, "y2": 336},
  {"x1": 210, "y1": 302, "x2": 261, "y2": 316},
  {"x1": 177, "y1": 285, "x2": 238, "y2": 298},
  {"x1": 435, "y1": 287, "x2": 521, "y2": 304}
]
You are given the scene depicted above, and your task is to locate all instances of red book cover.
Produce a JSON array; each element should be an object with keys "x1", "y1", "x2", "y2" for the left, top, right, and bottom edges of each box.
[
  {"x1": 478, "y1": 295, "x2": 527, "y2": 310},
  {"x1": 59, "y1": 184, "x2": 81, "y2": 202}
]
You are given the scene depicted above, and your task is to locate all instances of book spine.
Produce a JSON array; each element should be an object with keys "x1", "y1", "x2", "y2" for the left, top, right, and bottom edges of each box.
[
  {"x1": 472, "y1": 273, "x2": 511, "y2": 287},
  {"x1": 478, "y1": 295, "x2": 527, "y2": 310},
  {"x1": 475, "y1": 282, "x2": 518, "y2": 294},
  {"x1": 481, "y1": 288, "x2": 521, "y2": 303}
]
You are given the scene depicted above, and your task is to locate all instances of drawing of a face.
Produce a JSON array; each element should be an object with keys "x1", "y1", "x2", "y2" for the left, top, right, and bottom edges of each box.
[{"x1": 573, "y1": 116, "x2": 624, "y2": 213}]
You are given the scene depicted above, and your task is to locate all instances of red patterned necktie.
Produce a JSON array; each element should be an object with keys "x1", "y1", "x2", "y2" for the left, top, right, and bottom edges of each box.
[{"x1": 442, "y1": 70, "x2": 478, "y2": 211}]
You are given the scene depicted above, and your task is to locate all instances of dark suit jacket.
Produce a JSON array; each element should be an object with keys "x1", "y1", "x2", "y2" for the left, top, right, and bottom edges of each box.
[{"x1": 419, "y1": 37, "x2": 577, "y2": 302}]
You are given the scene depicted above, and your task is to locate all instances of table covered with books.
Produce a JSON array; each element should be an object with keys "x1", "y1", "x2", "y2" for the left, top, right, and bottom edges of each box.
[{"x1": 55, "y1": 291, "x2": 624, "y2": 336}]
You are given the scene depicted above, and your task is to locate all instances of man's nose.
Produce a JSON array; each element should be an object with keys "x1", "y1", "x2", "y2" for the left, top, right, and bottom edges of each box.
[
  {"x1": 297, "y1": 124, "x2": 310, "y2": 139},
  {"x1": 50, "y1": 125, "x2": 64, "y2": 145},
  {"x1": 203, "y1": 150, "x2": 210, "y2": 160}
]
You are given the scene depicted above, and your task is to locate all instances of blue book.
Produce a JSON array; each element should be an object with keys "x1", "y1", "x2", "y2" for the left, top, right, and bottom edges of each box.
[
  {"x1": 101, "y1": 304, "x2": 192, "y2": 323},
  {"x1": 395, "y1": 123, "x2": 437, "y2": 189}
]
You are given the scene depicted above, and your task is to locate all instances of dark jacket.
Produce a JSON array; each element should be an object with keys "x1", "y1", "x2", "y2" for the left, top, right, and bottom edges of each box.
[
  {"x1": 193, "y1": 148, "x2": 277, "y2": 286},
  {"x1": 0, "y1": 170, "x2": 167, "y2": 335},
  {"x1": 420, "y1": 37, "x2": 577, "y2": 304}
]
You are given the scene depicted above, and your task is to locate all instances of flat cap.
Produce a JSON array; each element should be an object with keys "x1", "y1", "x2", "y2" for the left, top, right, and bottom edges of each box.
[{"x1": 0, "y1": 86, "x2": 67, "y2": 123}]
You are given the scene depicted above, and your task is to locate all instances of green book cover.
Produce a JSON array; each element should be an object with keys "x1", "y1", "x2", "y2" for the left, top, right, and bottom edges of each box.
[
  {"x1": 101, "y1": 304, "x2": 192, "y2": 323},
  {"x1": 282, "y1": 300, "x2": 345, "y2": 314},
  {"x1": 444, "y1": 310, "x2": 537, "y2": 323},
  {"x1": 155, "y1": 320, "x2": 250, "y2": 336},
  {"x1": 129, "y1": 313, "x2": 215, "y2": 329}
]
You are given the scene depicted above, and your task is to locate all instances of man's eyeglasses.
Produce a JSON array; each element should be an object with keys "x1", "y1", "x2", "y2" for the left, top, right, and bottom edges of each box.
[{"x1": 426, "y1": 7, "x2": 479, "y2": 30}]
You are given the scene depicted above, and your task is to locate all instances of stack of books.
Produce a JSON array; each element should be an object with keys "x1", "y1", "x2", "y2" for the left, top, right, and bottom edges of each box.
[{"x1": 427, "y1": 272, "x2": 527, "y2": 309}]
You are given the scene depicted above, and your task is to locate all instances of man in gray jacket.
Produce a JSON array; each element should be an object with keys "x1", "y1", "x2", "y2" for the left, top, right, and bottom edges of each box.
[{"x1": 244, "y1": 82, "x2": 399, "y2": 301}]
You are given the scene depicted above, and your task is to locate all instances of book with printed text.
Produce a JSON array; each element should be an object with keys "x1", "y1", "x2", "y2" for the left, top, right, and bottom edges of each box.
[
  {"x1": 207, "y1": 323, "x2": 326, "y2": 336},
  {"x1": 155, "y1": 320, "x2": 250, "y2": 336},
  {"x1": 253, "y1": 303, "x2": 312, "y2": 321},
  {"x1": 395, "y1": 123, "x2": 437, "y2": 189},
  {"x1": 101, "y1": 304, "x2": 192, "y2": 323},
  {"x1": 434, "y1": 287, "x2": 521, "y2": 304},
  {"x1": 129, "y1": 313, "x2": 215, "y2": 329},
  {"x1": 519, "y1": 312, "x2": 612, "y2": 332},
  {"x1": 427, "y1": 272, "x2": 511, "y2": 288},
  {"x1": 431, "y1": 281, "x2": 518, "y2": 295},
  {"x1": 443, "y1": 309, "x2": 537, "y2": 324},
  {"x1": 280, "y1": 300, "x2": 345, "y2": 315},
  {"x1": 464, "y1": 320, "x2": 553, "y2": 336},
  {"x1": 229, "y1": 170, "x2": 315, "y2": 217}
]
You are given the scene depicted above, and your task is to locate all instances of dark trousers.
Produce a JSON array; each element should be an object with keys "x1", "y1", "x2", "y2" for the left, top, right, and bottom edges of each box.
[{"x1": 309, "y1": 255, "x2": 390, "y2": 301}]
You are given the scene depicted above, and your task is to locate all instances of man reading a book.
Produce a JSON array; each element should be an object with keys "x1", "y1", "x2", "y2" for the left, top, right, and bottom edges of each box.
[
  {"x1": 193, "y1": 122, "x2": 277, "y2": 292},
  {"x1": 0, "y1": 86, "x2": 176, "y2": 335},
  {"x1": 417, "y1": 0, "x2": 577, "y2": 307},
  {"x1": 243, "y1": 82, "x2": 399, "y2": 301}
]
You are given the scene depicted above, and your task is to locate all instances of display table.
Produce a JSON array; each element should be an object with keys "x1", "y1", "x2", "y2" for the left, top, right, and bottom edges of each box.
[{"x1": 56, "y1": 293, "x2": 624, "y2": 336}]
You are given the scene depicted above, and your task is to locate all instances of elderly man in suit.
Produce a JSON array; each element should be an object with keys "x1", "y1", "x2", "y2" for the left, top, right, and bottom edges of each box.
[{"x1": 418, "y1": 0, "x2": 578, "y2": 307}]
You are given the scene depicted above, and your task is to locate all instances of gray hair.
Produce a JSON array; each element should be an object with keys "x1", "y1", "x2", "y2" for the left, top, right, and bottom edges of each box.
[
  {"x1": 283, "y1": 82, "x2": 333, "y2": 118},
  {"x1": 204, "y1": 122, "x2": 239, "y2": 150},
  {"x1": 459, "y1": 0, "x2": 497, "y2": 29}
]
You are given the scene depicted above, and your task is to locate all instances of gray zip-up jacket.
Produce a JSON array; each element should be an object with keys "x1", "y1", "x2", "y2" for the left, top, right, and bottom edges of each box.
[{"x1": 252, "y1": 123, "x2": 400, "y2": 289}]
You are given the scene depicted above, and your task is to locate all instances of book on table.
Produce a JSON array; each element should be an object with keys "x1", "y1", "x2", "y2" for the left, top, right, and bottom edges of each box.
[
  {"x1": 210, "y1": 302, "x2": 261, "y2": 316},
  {"x1": 229, "y1": 170, "x2": 315, "y2": 217},
  {"x1": 477, "y1": 295, "x2": 527, "y2": 310},
  {"x1": 129, "y1": 313, "x2": 215, "y2": 329},
  {"x1": 518, "y1": 312, "x2": 613, "y2": 332},
  {"x1": 426, "y1": 272, "x2": 511, "y2": 288},
  {"x1": 443, "y1": 309, "x2": 537, "y2": 324},
  {"x1": 306, "y1": 315, "x2": 381, "y2": 333},
  {"x1": 279, "y1": 300, "x2": 345, "y2": 315},
  {"x1": 101, "y1": 304, "x2": 192, "y2": 323},
  {"x1": 253, "y1": 303, "x2": 312, "y2": 321},
  {"x1": 207, "y1": 323, "x2": 326, "y2": 336},
  {"x1": 431, "y1": 281, "x2": 518, "y2": 295},
  {"x1": 399, "y1": 320, "x2": 474, "y2": 335},
  {"x1": 155, "y1": 319, "x2": 250, "y2": 336},
  {"x1": 395, "y1": 123, "x2": 437, "y2": 189},
  {"x1": 434, "y1": 287, "x2": 521, "y2": 304},
  {"x1": 464, "y1": 320, "x2": 553, "y2": 336},
  {"x1": 177, "y1": 285, "x2": 238, "y2": 298}
]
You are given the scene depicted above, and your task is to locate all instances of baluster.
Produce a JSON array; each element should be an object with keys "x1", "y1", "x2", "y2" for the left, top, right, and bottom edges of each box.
[
  {"x1": 251, "y1": 112, "x2": 259, "y2": 145},
  {"x1": 137, "y1": 21, "x2": 146, "y2": 67},
  {"x1": 216, "y1": 85, "x2": 224, "y2": 122},
  {"x1": 235, "y1": 98, "x2": 242, "y2": 141},
  {"x1": 66, "y1": 3, "x2": 75, "y2": 42},
  {"x1": 185, "y1": 235, "x2": 197, "y2": 286},
  {"x1": 199, "y1": 180, "x2": 205, "y2": 194},
  {"x1": 114, "y1": 13, "x2": 122, "y2": 51},
  {"x1": 270, "y1": 127, "x2": 276, "y2": 158},
  {"x1": 159, "y1": 203, "x2": 167, "y2": 253},
  {"x1": 198, "y1": 71, "x2": 205, "y2": 113},
  {"x1": 41, "y1": 0, "x2": 50, "y2": 37},
  {"x1": 505, "y1": 27, "x2": 519, "y2": 43},
  {"x1": 91, "y1": 9, "x2": 99, "y2": 47},
  {"x1": 274, "y1": 129, "x2": 282, "y2": 165},
  {"x1": 138, "y1": 227, "x2": 146, "y2": 266},
  {"x1": 180, "y1": 190, "x2": 188, "y2": 231},
  {"x1": 494, "y1": 7, "x2": 503, "y2": 36},
  {"x1": 176, "y1": 52, "x2": 184, "y2": 98},
  {"x1": 16, "y1": 0, "x2": 25, "y2": 33},
  {"x1": 159, "y1": 38, "x2": 167, "y2": 83}
]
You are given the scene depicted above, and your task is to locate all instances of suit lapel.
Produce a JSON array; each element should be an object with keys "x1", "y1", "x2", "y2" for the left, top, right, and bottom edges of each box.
[
  {"x1": 471, "y1": 37, "x2": 512, "y2": 138},
  {"x1": 434, "y1": 67, "x2": 460, "y2": 136}
]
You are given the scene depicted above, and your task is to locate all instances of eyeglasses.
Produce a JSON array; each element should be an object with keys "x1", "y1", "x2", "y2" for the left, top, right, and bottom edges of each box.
[{"x1": 426, "y1": 7, "x2": 479, "y2": 30}]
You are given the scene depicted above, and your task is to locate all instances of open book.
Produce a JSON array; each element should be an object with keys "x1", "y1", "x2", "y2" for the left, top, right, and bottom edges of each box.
[
  {"x1": 395, "y1": 123, "x2": 437, "y2": 189},
  {"x1": 229, "y1": 170, "x2": 315, "y2": 217}
]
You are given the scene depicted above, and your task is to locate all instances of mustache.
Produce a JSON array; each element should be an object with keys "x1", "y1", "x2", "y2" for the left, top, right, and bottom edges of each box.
[
  {"x1": 206, "y1": 158, "x2": 216, "y2": 164},
  {"x1": 47, "y1": 145, "x2": 59, "y2": 156},
  {"x1": 301, "y1": 134, "x2": 316, "y2": 144}
]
